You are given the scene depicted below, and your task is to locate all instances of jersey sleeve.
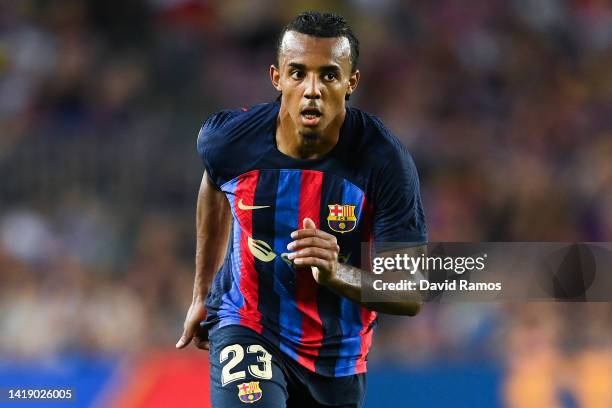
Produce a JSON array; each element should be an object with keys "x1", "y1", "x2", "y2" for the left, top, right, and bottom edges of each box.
[
  {"x1": 372, "y1": 140, "x2": 427, "y2": 247},
  {"x1": 196, "y1": 109, "x2": 238, "y2": 188}
]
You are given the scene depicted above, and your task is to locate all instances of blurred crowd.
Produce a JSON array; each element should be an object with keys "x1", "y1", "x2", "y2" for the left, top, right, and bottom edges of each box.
[{"x1": 0, "y1": 1, "x2": 611, "y2": 401}]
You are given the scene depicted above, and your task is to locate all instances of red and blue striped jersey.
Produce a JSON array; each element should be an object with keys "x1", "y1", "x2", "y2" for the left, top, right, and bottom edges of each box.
[{"x1": 197, "y1": 101, "x2": 426, "y2": 377}]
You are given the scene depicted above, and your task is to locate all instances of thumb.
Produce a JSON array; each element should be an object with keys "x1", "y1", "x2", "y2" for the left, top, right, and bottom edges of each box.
[
  {"x1": 176, "y1": 325, "x2": 195, "y2": 349},
  {"x1": 303, "y1": 217, "x2": 316, "y2": 230}
]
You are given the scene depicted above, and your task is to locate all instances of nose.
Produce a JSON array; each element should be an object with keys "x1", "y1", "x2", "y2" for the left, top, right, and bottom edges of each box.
[{"x1": 303, "y1": 73, "x2": 321, "y2": 99}]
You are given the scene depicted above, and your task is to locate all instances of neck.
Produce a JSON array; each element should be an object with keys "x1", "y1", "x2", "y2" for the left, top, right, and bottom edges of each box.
[{"x1": 275, "y1": 107, "x2": 345, "y2": 160}]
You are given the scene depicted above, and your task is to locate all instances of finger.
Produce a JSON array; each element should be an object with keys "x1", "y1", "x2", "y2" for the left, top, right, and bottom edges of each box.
[
  {"x1": 176, "y1": 329, "x2": 193, "y2": 349},
  {"x1": 287, "y1": 247, "x2": 337, "y2": 261},
  {"x1": 287, "y1": 237, "x2": 338, "y2": 251},
  {"x1": 176, "y1": 324, "x2": 195, "y2": 349},
  {"x1": 293, "y1": 256, "x2": 330, "y2": 269},
  {"x1": 303, "y1": 217, "x2": 316, "y2": 230},
  {"x1": 291, "y1": 228, "x2": 336, "y2": 241}
]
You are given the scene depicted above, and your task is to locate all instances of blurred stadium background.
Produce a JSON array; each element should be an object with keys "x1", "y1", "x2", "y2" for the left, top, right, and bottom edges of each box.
[{"x1": 1, "y1": 0, "x2": 611, "y2": 407}]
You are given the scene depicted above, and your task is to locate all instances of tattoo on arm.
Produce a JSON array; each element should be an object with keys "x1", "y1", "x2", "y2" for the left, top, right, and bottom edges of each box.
[
  {"x1": 336, "y1": 263, "x2": 361, "y2": 287},
  {"x1": 329, "y1": 245, "x2": 426, "y2": 315}
]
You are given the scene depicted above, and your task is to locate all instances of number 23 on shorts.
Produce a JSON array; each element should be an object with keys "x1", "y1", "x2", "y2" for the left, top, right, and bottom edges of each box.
[{"x1": 220, "y1": 344, "x2": 273, "y2": 386}]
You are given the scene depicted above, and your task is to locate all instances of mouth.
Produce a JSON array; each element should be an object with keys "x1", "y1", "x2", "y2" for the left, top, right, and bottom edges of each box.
[{"x1": 300, "y1": 107, "x2": 322, "y2": 126}]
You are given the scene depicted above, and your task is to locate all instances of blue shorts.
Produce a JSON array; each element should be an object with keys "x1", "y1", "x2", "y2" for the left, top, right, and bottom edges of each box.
[{"x1": 208, "y1": 325, "x2": 366, "y2": 408}]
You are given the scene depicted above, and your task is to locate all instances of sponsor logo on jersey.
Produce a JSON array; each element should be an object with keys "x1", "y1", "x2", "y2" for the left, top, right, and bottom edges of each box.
[
  {"x1": 327, "y1": 204, "x2": 357, "y2": 233},
  {"x1": 248, "y1": 237, "x2": 277, "y2": 262},
  {"x1": 237, "y1": 381, "x2": 262, "y2": 403}
]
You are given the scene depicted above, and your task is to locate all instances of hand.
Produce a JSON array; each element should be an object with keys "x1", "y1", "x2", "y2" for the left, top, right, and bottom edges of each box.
[
  {"x1": 287, "y1": 218, "x2": 340, "y2": 286},
  {"x1": 176, "y1": 298, "x2": 209, "y2": 350}
]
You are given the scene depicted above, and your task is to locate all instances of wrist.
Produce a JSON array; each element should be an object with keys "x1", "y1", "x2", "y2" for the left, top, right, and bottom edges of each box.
[
  {"x1": 192, "y1": 288, "x2": 210, "y2": 304},
  {"x1": 318, "y1": 262, "x2": 340, "y2": 287}
]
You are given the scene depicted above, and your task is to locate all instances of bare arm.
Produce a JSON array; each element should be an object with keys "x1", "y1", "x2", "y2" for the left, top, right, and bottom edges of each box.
[
  {"x1": 176, "y1": 171, "x2": 231, "y2": 349},
  {"x1": 288, "y1": 218, "x2": 423, "y2": 316},
  {"x1": 326, "y1": 262, "x2": 422, "y2": 316}
]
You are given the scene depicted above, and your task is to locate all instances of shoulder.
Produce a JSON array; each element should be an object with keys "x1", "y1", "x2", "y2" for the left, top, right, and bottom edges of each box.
[
  {"x1": 346, "y1": 106, "x2": 417, "y2": 175},
  {"x1": 196, "y1": 101, "x2": 279, "y2": 186},
  {"x1": 197, "y1": 102, "x2": 278, "y2": 156}
]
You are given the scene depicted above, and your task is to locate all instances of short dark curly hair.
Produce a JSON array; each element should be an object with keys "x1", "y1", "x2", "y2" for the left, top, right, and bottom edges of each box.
[{"x1": 277, "y1": 11, "x2": 360, "y2": 72}]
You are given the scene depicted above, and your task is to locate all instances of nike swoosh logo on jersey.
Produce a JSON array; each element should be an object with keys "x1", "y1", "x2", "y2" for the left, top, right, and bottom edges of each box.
[{"x1": 238, "y1": 199, "x2": 270, "y2": 210}]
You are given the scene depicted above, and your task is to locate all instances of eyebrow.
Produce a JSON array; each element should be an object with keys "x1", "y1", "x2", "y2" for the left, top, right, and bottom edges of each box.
[{"x1": 287, "y1": 62, "x2": 341, "y2": 72}]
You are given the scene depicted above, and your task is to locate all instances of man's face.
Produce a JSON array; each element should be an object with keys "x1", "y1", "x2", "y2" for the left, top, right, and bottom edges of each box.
[{"x1": 271, "y1": 31, "x2": 359, "y2": 140}]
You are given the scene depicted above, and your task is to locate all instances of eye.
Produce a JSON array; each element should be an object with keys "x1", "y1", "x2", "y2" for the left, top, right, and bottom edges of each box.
[
  {"x1": 290, "y1": 70, "x2": 304, "y2": 80},
  {"x1": 323, "y1": 72, "x2": 337, "y2": 81}
]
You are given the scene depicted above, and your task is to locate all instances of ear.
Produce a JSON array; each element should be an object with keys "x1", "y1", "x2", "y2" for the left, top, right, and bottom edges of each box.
[
  {"x1": 270, "y1": 65, "x2": 282, "y2": 92},
  {"x1": 346, "y1": 69, "x2": 360, "y2": 97}
]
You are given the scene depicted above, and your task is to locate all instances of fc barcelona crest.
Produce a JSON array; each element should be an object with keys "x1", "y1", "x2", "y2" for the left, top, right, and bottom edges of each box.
[
  {"x1": 237, "y1": 381, "x2": 263, "y2": 404},
  {"x1": 327, "y1": 204, "x2": 357, "y2": 233}
]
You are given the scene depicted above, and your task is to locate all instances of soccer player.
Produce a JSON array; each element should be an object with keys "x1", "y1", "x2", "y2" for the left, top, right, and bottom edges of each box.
[{"x1": 176, "y1": 11, "x2": 427, "y2": 408}]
